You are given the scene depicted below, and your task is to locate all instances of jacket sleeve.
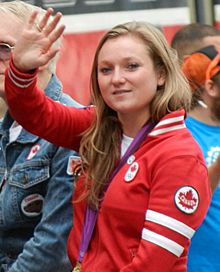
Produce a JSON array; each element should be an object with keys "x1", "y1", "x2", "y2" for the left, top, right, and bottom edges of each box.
[
  {"x1": 120, "y1": 156, "x2": 211, "y2": 272},
  {"x1": 5, "y1": 60, "x2": 94, "y2": 151},
  {"x1": 8, "y1": 147, "x2": 78, "y2": 272}
]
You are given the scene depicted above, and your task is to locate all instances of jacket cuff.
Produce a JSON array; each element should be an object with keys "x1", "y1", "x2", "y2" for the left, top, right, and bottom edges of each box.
[{"x1": 8, "y1": 57, "x2": 38, "y2": 88}]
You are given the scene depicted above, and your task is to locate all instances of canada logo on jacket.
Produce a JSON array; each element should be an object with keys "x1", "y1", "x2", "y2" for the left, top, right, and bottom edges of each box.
[{"x1": 174, "y1": 186, "x2": 199, "y2": 214}]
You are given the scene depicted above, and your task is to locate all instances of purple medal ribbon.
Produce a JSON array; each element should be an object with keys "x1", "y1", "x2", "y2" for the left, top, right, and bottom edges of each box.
[{"x1": 77, "y1": 121, "x2": 155, "y2": 264}]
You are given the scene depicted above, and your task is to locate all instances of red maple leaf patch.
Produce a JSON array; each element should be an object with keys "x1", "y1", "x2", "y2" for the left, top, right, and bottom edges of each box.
[{"x1": 178, "y1": 189, "x2": 197, "y2": 209}]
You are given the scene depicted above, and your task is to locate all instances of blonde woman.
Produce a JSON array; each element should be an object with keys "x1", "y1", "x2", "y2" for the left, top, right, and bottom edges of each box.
[{"x1": 5, "y1": 9, "x2": 211, "y2": 271}]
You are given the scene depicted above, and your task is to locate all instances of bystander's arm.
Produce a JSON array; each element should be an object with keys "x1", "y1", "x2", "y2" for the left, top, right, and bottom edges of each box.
[{"x1": 208, "y1": 155, "x2": 220, "y2": 192}]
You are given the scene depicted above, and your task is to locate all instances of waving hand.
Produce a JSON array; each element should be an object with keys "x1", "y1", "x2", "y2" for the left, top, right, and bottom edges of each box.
[{"x1": 13, "y1": 8, "x2": 65, "y2": 72}]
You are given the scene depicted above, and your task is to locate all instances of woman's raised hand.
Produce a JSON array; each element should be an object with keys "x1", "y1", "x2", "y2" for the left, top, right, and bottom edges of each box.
[{"x1": 13, "y1": 8, "x2": 65, "y2": 72}]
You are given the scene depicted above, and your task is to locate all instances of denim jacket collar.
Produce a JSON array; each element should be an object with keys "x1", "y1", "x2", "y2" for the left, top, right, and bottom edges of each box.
[
  {"x1": 0, "y1": 74, "x2": 61, "y2": 144},
  {"x1": 45, "y1": 74, "x2": 63, "y2": 101}
]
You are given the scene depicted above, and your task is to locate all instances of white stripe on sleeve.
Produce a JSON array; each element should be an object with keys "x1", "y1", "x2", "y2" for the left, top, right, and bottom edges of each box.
[
  {"x1": 142, "y1": 228, "x2": 184, "y2": 257},
  {"x1": 8, "y1": 69, "x2": 35, "y2": 88},
  {"x1": 9, "y1": 69, "x2": 35, "y2": 82},
  {"x1": 145, "y1": 210, "x2": 195, "y2": 239}
]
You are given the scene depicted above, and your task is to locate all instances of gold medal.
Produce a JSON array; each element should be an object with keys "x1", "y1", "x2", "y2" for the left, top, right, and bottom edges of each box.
[{"x1": 72, "y1": 262, "x2": 81, "y2": 272}]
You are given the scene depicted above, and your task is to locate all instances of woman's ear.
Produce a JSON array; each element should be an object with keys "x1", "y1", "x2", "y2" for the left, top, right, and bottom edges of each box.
[
  {"x1": 205, "y1": 79, "x2": 220, "y2": 98},
  {"x1": 157, "y1": 68, "x2": 166, "y2": 87}
]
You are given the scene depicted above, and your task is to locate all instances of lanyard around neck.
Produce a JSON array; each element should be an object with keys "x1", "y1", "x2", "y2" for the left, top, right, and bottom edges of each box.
[{"x1": 74, "y1": 121, "x2": 155, "y2": 269}]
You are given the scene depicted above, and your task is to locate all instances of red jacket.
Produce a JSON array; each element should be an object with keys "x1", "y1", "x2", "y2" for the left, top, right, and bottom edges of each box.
[{"x1": 5, "y1": 62, "x2": 211, "y2": 272}]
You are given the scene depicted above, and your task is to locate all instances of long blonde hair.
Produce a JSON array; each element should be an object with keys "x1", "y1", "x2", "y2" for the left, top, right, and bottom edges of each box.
[{"x1": 80, "y1": 21, "x2": 191, "y2": 208}]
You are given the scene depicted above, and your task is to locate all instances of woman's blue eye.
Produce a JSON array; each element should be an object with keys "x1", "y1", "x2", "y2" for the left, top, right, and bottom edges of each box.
[
  {"x1": 127, "y1": 63, "x2": 139, "y2": 70},
  {"x1": 100, "y1": 67, "x2": 112, "y2": 74}
]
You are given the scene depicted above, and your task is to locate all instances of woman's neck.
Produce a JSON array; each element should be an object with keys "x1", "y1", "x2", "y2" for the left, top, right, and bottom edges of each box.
[{"x1": 119, "y1": 112, "x2": 151, "y2": 138}]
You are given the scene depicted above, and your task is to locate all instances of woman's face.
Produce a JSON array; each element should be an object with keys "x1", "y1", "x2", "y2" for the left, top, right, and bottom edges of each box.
[{"x1": 97, "y1": 34, "x2": 165, "y2": 122}]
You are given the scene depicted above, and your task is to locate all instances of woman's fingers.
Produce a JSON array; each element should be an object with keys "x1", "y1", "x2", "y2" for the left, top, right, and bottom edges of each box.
[
  {"x1": 37, "y1": 8, "x2": 54, "y2": 32},
  {"x1": 12, "y1": 8, "x2": 65, "y2": 72},
  {"x1": 44, "y1": 11, "x2": 63, "y2": 36},
  {"x1": 33, "y1": 8, "x2": 64, "y2": 42},
  {"x1": 27, "y1": 10, "x2": 39, "y2": 31},
  {"x1": 49, "y1": 23, "x2": 65, "y2": 44}
]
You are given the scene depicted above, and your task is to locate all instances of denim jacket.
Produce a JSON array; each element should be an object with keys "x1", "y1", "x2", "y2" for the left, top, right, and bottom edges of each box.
[{"x1": 0, "y1": 75, "x2": 81, "y2": 272}]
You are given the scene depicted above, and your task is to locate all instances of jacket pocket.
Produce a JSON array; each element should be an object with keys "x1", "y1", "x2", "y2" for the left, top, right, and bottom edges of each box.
[
  {"x1": 6, "y1": 160, "x2": 50, "y2": 224},
  {"x1": 8, "y1": 160, "x2": 50, "y2": 189}
]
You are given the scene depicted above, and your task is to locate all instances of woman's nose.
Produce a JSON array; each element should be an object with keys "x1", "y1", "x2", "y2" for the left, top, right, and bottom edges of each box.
[{"x1": 111, "y1": 69, "x2": 126, "y2": 85}]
